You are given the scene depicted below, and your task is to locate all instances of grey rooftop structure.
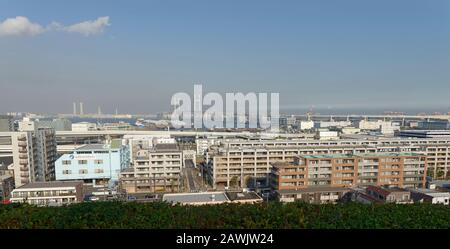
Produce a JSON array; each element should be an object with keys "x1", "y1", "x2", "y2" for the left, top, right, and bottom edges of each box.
[{"x1": 15, "y1": 181, "x2": 83, "y2": 190}]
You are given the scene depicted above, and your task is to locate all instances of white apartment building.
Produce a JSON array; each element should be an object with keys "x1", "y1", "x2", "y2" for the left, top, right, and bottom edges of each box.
[
  {"x1": 122, "y1": 134, "x2": 174, "y2": 164},
  {"x1": 6, "y1": 128, "x2": 57, "y2": 188},
  {"x1": 298, "y1": 121, "x2": 314, "y2": 131},
  {"x1": 358, "y1": 120, "x2": 400, "y2": 134},
  {"x1": 10, "y1": 181, "x2": 83, "y2": 206},
  {"x1": 120, "y1": 143, "x2": 183, "y2": 193},
  {"x1": 196, "y1": 137, "x2": 221, "y2": 155}
]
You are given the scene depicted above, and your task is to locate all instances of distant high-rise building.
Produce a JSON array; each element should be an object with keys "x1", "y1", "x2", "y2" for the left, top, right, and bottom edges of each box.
[
  {"x1": 97, "y1": 106, "x2": 102, "y2": 115},
  {"x1": 79, "y1": 102, "x2": 84, "y2": 115}
]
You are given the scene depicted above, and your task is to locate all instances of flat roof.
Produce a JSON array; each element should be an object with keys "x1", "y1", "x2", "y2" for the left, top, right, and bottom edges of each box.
[
  {"x1": 225, "y1": 191, "x2": 262, "y2": 201},
  {"x1": 409, "y1": 188, "x2": 450, "y2": 196},
  {"x1": 153, "y1": 143, "x2": 179, "y2": 152},
  {"x1": 77, "y1": 144, "x2": 110, "y2": 151},
  {"x1": 162, "y1": 192, "x2": 229, "y2": 203},
  {"x1": 15, "y1": 181, "x2": 83, "y2": 190}
]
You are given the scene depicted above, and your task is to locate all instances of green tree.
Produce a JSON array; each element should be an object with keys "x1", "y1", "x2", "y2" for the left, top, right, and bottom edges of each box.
[{"x1": 229, "y1": 176, "x2": 239, "y2": 189}]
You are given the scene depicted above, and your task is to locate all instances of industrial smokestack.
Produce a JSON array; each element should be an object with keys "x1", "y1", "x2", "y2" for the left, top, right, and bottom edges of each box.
[
  {"x1": 73, "y1": 102, "x2": 77, "y2": 115},
  {"x1": 80, "y1": 102, "x2": 84, "y2": 115}
]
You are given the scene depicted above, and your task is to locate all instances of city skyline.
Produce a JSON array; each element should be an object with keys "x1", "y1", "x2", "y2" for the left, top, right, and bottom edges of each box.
[{"x1": 1, "y1": 0, "x2": 450, "y2": 114}]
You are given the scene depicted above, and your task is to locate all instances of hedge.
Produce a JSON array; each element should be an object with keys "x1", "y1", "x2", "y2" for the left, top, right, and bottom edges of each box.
[{"x1": 0, "y1": 202, "x2": 449, "y2": 229}]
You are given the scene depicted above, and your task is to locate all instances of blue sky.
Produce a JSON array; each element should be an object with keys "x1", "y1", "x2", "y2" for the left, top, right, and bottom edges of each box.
[{"x1": 0, "y1": 0, "x2": 449, "y2": 114}]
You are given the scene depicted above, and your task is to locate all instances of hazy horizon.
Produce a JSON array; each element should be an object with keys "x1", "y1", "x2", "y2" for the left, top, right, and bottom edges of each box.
[{"x1": 1, "y1": 0, "x2": 449, "y2": 114}]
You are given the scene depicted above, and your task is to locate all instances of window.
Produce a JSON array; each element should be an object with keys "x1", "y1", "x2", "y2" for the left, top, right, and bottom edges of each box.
[
  {"x1": 94, "y1": 159, "x2": 103, "y2": 165},
  {"x1": 79, "y1": 169, "x2": 88, "y2": 174},
  {"x1": 78, "y1": 160, "x2": 88, "y2": 165},
  {"x1": 62, "y1": 160, "x2": 71, "y2": 165},
  {"x1": 62, "y1": 170, "x2": 71, "y2": 174},
  {"x1": 94, "y1": 169, "x2": 104, "y2": 174}
]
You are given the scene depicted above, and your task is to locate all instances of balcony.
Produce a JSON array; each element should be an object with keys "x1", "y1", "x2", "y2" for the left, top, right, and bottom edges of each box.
[
  {"x1": 19, "y1": 160, "x2": 28, "y2": 165},
  {"x1": 21, "y1": 179, "x2": 30, "y2": 185},
  {"x1": 19, "y1": 154, "x2": 28, "y2": 159},
  {"x1": 20, "y1": 173, "x2": 30, "y2": 178},
  {"x1": 20, "y1": 166, "x2": 29, "y2": 171}
]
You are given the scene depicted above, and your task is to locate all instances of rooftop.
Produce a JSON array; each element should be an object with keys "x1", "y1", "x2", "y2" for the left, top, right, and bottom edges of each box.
[
  {"x1": 15, "y1": 181, "x2": 83, "y2": 190},
  {"x1": 367, "y1": 185, "x2": 408, "y2": 196},
  {"x1": 77, "y1": 144, "x2": 110, "y2": 151},
  {"x1": 409, "y1": 188, "x2": 450, "y2": 197},
  {"x1": 162, "y1": 192, "x2": 229, "y2": 204},
  {"x1": 225, "y1": 191, "x2": 262, "y2": 201},
  {"x1": 153, "y1": 143, "x2": 179, "y2": 152}
]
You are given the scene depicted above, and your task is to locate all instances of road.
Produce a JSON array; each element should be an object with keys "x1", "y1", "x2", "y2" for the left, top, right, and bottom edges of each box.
[
  {"x1": 183, "y1": 159, "x2": 205, "y2": 192},
  {"x1": 185, "y1": 160, "x2": 196, "y2": 191}
]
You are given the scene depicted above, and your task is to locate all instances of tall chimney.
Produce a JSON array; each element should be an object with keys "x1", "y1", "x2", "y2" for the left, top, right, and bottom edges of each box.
[
  {"x1": 73, "y1": 102, "x2": 77, "y2": 115},
  {"x1": 80, "y1": 102, "x2": 84, "y2": 115}
]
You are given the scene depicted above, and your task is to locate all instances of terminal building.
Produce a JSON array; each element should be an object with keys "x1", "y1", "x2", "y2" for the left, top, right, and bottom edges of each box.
[
  {"x1": 398, "y1": 130, "x2": 450, "y2": 138},
  {"x1": 55, "y1": 141, "x2": 130, "y2": 186}
]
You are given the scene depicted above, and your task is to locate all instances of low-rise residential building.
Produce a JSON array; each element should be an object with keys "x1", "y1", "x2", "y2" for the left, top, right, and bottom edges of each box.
[
  {"x1": 275, "y1": 186, "x2": 351, "y2": 203},
  {"x1": 409, "y1": 188, "x2": 450, "y2": 205},
  {"x1": 365, "y1": 185, "x2": 412, "y2": 204},
  {"x1": 10, "y1": 181, "x2": 83, "y2": 206},
  {"x1": 55, "y1": 141, "x2": 130, "y2": 186}
]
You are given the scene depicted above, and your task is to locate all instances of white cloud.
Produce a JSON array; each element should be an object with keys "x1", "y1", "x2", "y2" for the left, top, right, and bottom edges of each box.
[
  {"x1": 0, "y1": 16, "x2": 45, "y2": 37},
  {"x1": 64, "y1": 16, "x2": 110, "y2": 36},
  {"x1": 0, "y1": 16, "x2": 111, "y2": 37}
]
